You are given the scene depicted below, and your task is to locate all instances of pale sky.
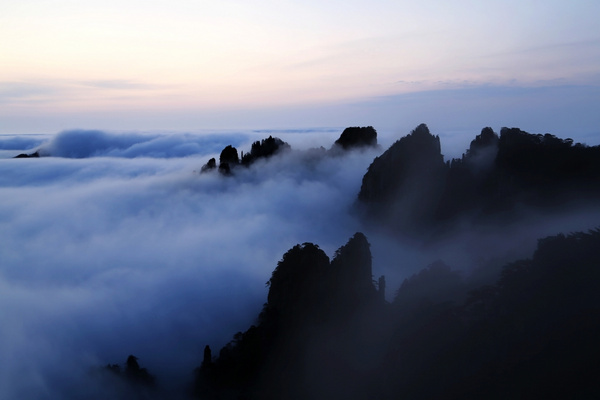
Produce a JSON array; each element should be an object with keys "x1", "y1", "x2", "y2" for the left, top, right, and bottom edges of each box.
[{"x1": 1, "y1": 0, "x2": 600, "y2": 136}]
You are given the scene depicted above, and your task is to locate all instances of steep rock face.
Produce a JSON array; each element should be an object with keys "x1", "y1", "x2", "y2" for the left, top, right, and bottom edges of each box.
[
  {"x1": 464, "y1": 126, "x2": 499, "y2": 171},
  {"x1": 495, "y1": 127, "x2": 600, "y2": 201},
  {"x1": 194, "y1": 228, "x2": 600, "y2": 400},
  {"x1": 195, "y1": 233, "x2": 383, "y2": 400},
  {"x1": 358, "y1": 124, "x2": 447, "y2": 230},
  {"x1": 330, "y1": 232, "x2": 376, "y2": 311},
  {"x1": 267, "y1": 233, "x2": 378, "y2": 323},
  {"x1": 217, "y1": 145, "x2": 239, "y2": 174},
  {"x1": 267, "y1": 243, "x2": 331, "y2": 324},
  {"x1": 359, "y1": 124, "x2": 600, "y2": 236},
  {"x1": 219, "y1": 145, "x2": 239, "y2": 165},
  {"x1": 437, "y1": 127, "x2": 500, "y2": 219},
  {"x1": 450, "y1": 127, "x2": 600, "y2": 215}
]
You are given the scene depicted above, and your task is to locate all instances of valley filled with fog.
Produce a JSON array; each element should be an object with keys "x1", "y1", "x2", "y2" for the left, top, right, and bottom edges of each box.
[
  {"x1": 0, "y1": 128, "x2": 388, "y2": 397},
  {"x1": 1, "y1": 127, "x2": 599, "y2": 398}
]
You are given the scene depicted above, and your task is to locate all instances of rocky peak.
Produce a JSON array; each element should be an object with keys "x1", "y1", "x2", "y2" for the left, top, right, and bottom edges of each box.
[{"x1": 333, "y1": 126, "x2": 378, "y2": 150}]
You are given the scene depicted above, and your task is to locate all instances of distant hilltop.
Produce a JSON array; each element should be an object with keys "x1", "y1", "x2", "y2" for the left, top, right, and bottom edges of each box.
[
  {"x1": 200, "y1": 126, "x2": 379, "y2": 174},
  {"x1": 14, "y1": 150, "x2": 40, "y2": 158},
  {"x1": 199, "y1": 122, "x2": 600, "y2": 238},
  {"x1": 13, "y1": 122, "x2": 600, "y2": 241}
]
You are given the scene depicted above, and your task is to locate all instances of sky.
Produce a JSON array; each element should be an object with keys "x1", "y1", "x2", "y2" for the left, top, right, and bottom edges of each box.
[{"x1": 1, "y1": 0, "x2": 600, "y2": 141}]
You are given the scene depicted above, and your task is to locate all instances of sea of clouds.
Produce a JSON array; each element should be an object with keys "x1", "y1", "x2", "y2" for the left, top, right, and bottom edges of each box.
[
  {"x1": 1, "y1": 128, "x2": 598, "y2": 398},
  {"x1": 0, "y1": 128, "x2": 391, "y2": 398}
]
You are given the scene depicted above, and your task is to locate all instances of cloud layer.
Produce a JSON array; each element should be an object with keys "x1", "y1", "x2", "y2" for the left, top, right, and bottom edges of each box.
[
  {"x1": 0, "y1": 129, "x2": 382, "y2": 398},
  {"x1": 2, "y1": 128, "x2": 599, "y2": 398},
  {"x1": 34, "y1": 129, "x2": 254, "y2": 159}
]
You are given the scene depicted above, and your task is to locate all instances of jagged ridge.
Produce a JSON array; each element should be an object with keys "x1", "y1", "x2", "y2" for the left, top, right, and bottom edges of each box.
[{"x1": 358, "y1": 124, "x2": 600, "y2": 235}]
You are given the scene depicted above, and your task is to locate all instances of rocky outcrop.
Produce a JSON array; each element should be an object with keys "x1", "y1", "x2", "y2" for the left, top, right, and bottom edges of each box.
[
  {"x1": 241, "y1": 136, "x2": 291, "y2": 165},
  {"x1": 358, "y1": 123, "x2": 446, "y2": 232},
  {"x1": 200, "y1": 158, "x2": 216, "y2": 173},
  {"x1": 201, "y1": 136, "x2": 290, "y2": 175},
  {"x1": 333, "y1": 126, "x2": 378, "y2": 150},
  {"x1": 193, "y1": 228, "x2": 600, "y2": 399},
  {"x1": 194, "y1": 232, "x2": 385, "y2": 399},
  {"x1": 14, "y1": 151, "x2": 40, "y2": 158},
  {"x1": 329, "y1": 232, "x2": 377, "y2": 311},
  {"x1": 358, "y1": 124, "x2": 600, "y2": 236}
]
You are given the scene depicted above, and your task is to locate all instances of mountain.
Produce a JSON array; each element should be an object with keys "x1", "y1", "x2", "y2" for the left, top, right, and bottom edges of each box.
[
  {"x1": 193, "y1": 233, "x2": 386, "y2": 400},
  {"x1": 358, "y1": 124, "x2": 600, "y2": 236},
  {"x1": 13, "y1": 150, "x2": 40, "y2": 158},
  {"x1": 201, "y1": 126, "x2": 378, "y2": 174},
  {"x1": 332, "y1": 126, "x2": 378, "y2": 151},
  {"x1": 191, "y1": 228, "x2": 600, "y2": 399},
  {"x1": 81, "y1": 121, "x2": 600, "y2": 399},
  {"x1": 358, "y1": 123, "x2": 446, "y2": 233}
]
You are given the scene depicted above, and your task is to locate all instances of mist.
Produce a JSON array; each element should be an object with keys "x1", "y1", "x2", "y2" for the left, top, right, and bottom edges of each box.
[
  {"x1": 0, "y1": 128, "x2": 383, "y2": 398},
  {"x1": 1, "y1": 127, "x2": 599, "y2": 398}
]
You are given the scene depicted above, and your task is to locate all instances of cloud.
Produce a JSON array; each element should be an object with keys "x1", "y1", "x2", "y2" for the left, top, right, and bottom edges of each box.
[
  {"x1": 36, "y1": 129, "x2": 252, "y2": 158},
  {"x1": 0, "y1": 79, "x2": 167, "y2": 110},
  {"x1": 2, "y1": 128, "x2": 600, "y2": 398},
  {"x1": 0, "y1": 81, "x2": 64, "y2": 104},
  {"x1": 79, "y1": 80, "x2": 160, "y2": 91},
  {"x1": 0, "y1": 130, "x2": 384, "y2": 397},
  {"x1": 0, "y1": 134, "x2": 47, "y2": 150}
]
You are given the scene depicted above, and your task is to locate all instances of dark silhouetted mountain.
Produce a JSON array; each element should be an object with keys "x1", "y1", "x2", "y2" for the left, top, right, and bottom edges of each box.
[
  {"x1": 241, "y1": 136, "x2": 291, "y2": 165},
  {"x1": 124, "y1": 355, "x2": 155, "y2": 386},
  {"x1": 216, "y1": 145, "x2": 239, "y2": 175},
  {"x1": 332, "y1": 126, "x2": 378, "y2": 150},
  {"x1": 267, "y1": 242, "x2": 331, "y2": 325},
  {"x1": 267, "y1": 233, "x2": 380, "y2": 325},
  {"x1": 193, "y1": 233, "x2": 386, "y2": 399},
  {"x1": 358, "y1": 123, "x2": 447, "y2": 233},
  {"x1": 219, "y1": 145, "x2": 239, "y2": 166},
  {"x1": 381, "y1": 228, "x2": 600, "y2": 399},
  {"x1": 192, "y1": 227, "x2": 600, "y2": 399},
  {"x1": 358, "y1": 124, "x2": 600, "y2": 236},
  {"x1": 200, "y1": 157, "x2": 216, "y2": 173},
  {"x1": 329, "y1": 232, "x2": 378, "y2": 313},
  {"x1": 13, "y1": 151, "x2": 40, "y2": 158},
  {"x1": 201, "y1": 136, "x2": 290, "y2": 175},
  {"x1": 393, "y1": 260, "x2": 465, "y2": 310},
  {"x1": 199, "y1": 126, "x2": 378, "y2": 177},
  {"x1": 99, "y1": 355, "x2": 157, "y2": 399},
  {"x1": 217, "y1": 161, "x2": 232, "y2": 175}
]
